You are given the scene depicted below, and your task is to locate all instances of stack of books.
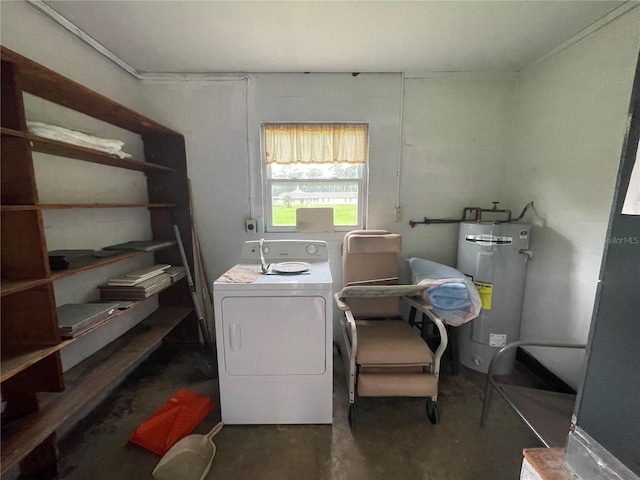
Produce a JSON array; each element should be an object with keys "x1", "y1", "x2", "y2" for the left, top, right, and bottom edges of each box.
[
  {"x1": 98, "y1": 265, "x2": 185, "y2": 301},
  {"x1": 165, "y1": 266, "x2": 186, "y2": 283},
  {"x1": 105, "y1": 264, "x2": 171, "y2": 286},
  {"x1": 49, "y1": 249, "x2": 96, "y2": 270},
  {"x1": 57, "y1": 302, "x2": 119, "y2": 338}
]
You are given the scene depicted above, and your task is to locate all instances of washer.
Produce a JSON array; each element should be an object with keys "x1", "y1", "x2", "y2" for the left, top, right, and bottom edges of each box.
[{"x1": 213, "y1": 240, "x2": 333, "y2": 424}]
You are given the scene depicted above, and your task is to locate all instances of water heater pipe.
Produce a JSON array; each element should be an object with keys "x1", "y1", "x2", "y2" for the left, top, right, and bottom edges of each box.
[
  {"x1": 409, "y1": 201, "x2": 533, "y2": 228},
  {"x1": 512, "y1": 202, "x2": 534, "y2": 222}
]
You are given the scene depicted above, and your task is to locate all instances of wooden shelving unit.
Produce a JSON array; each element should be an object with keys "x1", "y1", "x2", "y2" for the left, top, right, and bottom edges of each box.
[{"x1": 0, "y1": 46, "x2": 197, "y2": 478}]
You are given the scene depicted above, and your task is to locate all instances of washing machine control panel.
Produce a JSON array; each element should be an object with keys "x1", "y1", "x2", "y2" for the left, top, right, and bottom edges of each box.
[{"x1": 241, "y1": 239, "x2": 328, "y2": 263}]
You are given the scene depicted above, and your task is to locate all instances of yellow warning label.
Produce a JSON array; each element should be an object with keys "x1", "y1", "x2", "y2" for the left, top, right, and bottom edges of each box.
[{"x1": 474, "y1": 282, "x2": 493, "y2": 310}]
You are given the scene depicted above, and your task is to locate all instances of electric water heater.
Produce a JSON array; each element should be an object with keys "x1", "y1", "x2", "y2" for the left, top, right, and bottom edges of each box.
[{"x1": 456, "y1": 222, "x2": 532, "y2": 374}]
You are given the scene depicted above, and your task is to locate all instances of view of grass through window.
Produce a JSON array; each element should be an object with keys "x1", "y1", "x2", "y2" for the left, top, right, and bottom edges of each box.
[{"x1": 270, "y1": 163, "x2": 360, "y2": 226}]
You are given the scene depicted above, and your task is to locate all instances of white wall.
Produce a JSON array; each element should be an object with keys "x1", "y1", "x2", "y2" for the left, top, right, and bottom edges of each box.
[
  {"x1": 139, "y1": 73, "x2": 514, "y2": 282},
  {"x1": 0, "y1": 1, "x2": 141, "y2": 109},
  {"x1": 505, "y1": 8, "x2": 640, "y2": 388},
  {"x1": 138, "y1": 78, "x2": 259, "y2": 288},
  {"x1": 400, "y1": 74, "x2": 516, "y2": 266}
]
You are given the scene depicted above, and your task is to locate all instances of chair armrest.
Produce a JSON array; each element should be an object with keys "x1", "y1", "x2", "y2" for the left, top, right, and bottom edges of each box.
[
  {"x1": 335, "y1": 294, "x2": 358, "y2": 393},
  {"x1": 337, "y1": 284, "x2": 427, "y2": 299},
  {"x1": 334, "y1": 292, "x2": 350, "y2": 311},
  {"x1": 402, "y1": 296, "x2": 448, "y2": 377},
  {"x1": 345, "y1": 277, "x2": 398, "y2": 287},
  {"x1": 420, "y1": 309, "x2": 448, "y2": 376}
]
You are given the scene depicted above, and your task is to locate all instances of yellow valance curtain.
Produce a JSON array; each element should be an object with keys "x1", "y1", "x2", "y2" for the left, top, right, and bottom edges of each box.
[{"x1": 264, "y1": 123, "x2": 368, "y2": 165}]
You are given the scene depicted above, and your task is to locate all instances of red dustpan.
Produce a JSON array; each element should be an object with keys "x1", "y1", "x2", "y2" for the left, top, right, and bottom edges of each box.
[{"x1": 130, "y1": 389, "x2": 214, "y2": 456}]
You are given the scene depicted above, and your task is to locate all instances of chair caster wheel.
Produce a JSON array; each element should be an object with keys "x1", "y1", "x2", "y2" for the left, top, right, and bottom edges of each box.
[
  {"x1": 348, "y1": 405, "x2": 355, "y2": 428},
  {"x1": 427, "y1": 399, "x2": 440, "y2": 425}
]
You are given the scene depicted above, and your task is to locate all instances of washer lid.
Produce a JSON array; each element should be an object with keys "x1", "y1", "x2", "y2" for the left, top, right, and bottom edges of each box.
[{"x1": 214, "y1": 262, "x2": 332, "y2": 290}]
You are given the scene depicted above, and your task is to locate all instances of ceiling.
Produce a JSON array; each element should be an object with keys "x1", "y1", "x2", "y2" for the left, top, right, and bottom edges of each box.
[{"x1": 38, "y1": 0, "x2": 629, "y2": 74}]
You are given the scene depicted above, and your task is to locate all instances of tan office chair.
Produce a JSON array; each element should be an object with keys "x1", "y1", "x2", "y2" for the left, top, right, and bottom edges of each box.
[{"x1": 335, "y1": 230, "x2": 448, "y2": 427}]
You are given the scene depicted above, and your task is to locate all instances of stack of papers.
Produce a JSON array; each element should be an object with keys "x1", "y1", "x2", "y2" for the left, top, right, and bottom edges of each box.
[
  {"x1": 98, "y1": 264, "x2": 185, "y2": 301},
  {"x1": 106, "y1": 264, "x2": 171, "y2": 286},
  {"x1": 57, "y1": 302, "x2": 119, "y2": 338},
  {"x1": 99, "y1": 274, "x2": 173, "y2": 300},
  {"x1": 165, "y1": 266, "x2": 186, "y2": 283},
  {"x1": 49, "y1": 250, "x2": 96, "y2": 270}
]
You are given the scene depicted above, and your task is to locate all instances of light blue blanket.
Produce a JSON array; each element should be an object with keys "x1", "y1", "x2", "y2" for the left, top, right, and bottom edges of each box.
[
  {"x1": 427, "y1": 282, "x2": 472, "y2": 310},
  {"x1": 407, "y1": 257, "x2": 481, "y2": 326}
]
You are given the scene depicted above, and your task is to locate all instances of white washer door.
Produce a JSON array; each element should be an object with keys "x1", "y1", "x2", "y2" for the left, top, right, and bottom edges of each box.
[{"x1": 221, "y1": 296, "x2": 326, "y2": 376}]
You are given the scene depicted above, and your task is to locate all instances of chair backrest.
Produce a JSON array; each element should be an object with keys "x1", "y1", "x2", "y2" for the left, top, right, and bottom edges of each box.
[{"x1": 342, "y1": 230, "x2": 402, "y2": 318}]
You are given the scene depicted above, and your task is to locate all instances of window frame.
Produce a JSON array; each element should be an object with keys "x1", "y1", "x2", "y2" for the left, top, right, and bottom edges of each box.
[{"x1": 261, "y1": 122, "x2": 368, "y2": 233}]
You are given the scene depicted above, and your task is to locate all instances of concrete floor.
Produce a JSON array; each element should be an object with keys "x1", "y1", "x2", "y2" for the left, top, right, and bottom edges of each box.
[{"x1": 52, "y1": 344, "x2": 546, "y2": 480}]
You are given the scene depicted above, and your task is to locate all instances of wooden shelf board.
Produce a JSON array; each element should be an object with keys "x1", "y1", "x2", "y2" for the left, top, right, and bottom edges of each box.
[
  {"x1": 1, "y1": 243, "x2": 176, "y2": 296},
  {"x1": 0, "y1": 306, "x2": 191, "y2": 474},
  {"x1": 0, "y1": 278, "x2": 51, "y2": 297},
  {"x1": 0, "y1": 342, "x2": 71, "y2": 383},
  {"x1": 1, "y1": 127, "x2": 174, "y2": 173},
  {"x1": 49, "y1": 250, "x2": 144, "y2": 279},
  {"x1": 1, "y1": 47, "x2": 181, "y2": 137},
  {"x1": 48, "y1": 242, "x2": 177, "y2": 281},
  {"x1": 1, "y1": 203, "x2": 178, "y2": 211}
]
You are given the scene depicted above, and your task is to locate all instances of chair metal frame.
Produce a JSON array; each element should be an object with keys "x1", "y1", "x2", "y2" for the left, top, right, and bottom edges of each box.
[{"x1": 335, "y1": 284, "x2": 448, "y2": 426}]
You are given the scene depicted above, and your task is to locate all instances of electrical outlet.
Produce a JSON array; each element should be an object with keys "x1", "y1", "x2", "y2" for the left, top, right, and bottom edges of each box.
[
  {"x1": 394, "y1": 207, "x2": 403, "y2": 222},
  {"x1": 245, "y1": 219, "x2": 257, "y2": 234}
]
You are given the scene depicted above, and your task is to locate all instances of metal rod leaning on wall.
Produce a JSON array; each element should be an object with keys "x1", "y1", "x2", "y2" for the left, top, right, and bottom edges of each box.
[
  {"x1": 189, "y1": 183, "x2": 216, "y2": 346},
  {"x1": 172, "y1": 213, "x2": 218, "y2": 378},
  {"x1": 188, "y1": 180, "x2": 213, "y2": 306}
]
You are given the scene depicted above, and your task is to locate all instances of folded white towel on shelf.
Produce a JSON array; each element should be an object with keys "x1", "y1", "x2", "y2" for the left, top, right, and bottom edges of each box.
[{"x1": 27, "y1": 121, "x2": 132, "y2": 159}]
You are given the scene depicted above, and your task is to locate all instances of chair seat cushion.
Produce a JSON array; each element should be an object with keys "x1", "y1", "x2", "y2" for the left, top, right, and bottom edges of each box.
[
  {"x1": 355, "y1": 319, "x2": 433, "y2": 366},
  {"x1": 358, "y1": 372, "x2": 438, "y2": 397}
]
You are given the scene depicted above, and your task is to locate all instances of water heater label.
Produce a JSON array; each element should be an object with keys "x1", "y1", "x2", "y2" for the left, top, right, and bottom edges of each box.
[
  {"x1": 465, "y1": 234, "x2": 513, "y2": 246},
  {"x1": 490, "y1": 334, "x2": 507, "y2": 347},
  {"x1": 474, "y1": 281, "x2": 493, "y2": 310}
]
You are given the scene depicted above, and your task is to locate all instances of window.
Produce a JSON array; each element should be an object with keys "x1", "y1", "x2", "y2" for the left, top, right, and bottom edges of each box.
[{"x1": 263, "y1": 123, "x2": 368, "y2": 232}]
